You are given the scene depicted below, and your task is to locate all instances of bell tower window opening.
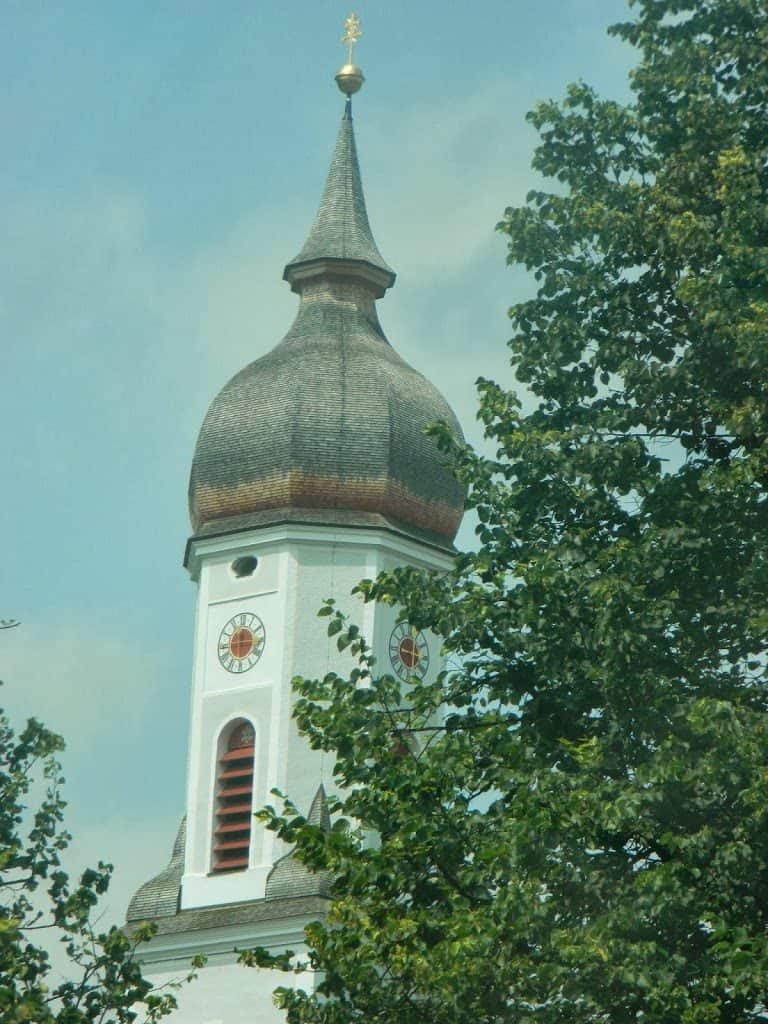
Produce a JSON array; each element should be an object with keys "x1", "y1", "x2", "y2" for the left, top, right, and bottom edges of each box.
[
  {"x1": 231, "y1": 555, "x2": 258, "y2": 578},
  {"x1": 211, "y1": 720, "x2": 255, "y2": 873}
]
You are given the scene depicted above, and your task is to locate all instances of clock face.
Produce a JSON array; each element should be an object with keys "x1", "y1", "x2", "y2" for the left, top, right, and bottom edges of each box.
[
  {"x1": 218, "y1": 612, "x2": 266, "y2": 674},
  {"x1": 389, "y1": 623, "x2": 430, "y2": 681}
]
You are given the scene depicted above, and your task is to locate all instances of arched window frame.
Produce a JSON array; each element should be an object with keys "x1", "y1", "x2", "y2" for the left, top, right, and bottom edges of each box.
[{"x1": 210, "y1": 717, "x2": 256, "y2": 873}]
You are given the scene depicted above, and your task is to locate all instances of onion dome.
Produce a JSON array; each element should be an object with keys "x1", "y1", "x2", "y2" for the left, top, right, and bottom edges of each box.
[
  {"x1": 126, "y1": 817, "x2": 185, "y2": 922},
  {"x1": 189, "y1": 95, "x2": 464, "y2": 548},
  {"x1": 265, "y1": 785, "x2": 332, "y2": 901}
]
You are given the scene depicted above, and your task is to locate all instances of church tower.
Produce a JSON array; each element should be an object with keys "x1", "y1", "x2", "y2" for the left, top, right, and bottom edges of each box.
[{"x1": 125, "y1": 18, "x2": 464, "y2": 1023}]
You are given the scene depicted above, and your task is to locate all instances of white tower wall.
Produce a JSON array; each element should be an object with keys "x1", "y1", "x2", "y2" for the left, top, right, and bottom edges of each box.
[
  {"x1": 181, "y1": 522, "x2": 452, "y2": 911},
  {"x1": 134, "y1": 907, "x2": 322, "y2": 1024}
]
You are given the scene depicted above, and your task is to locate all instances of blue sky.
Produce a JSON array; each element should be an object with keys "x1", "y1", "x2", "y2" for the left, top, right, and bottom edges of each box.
[{"x1": 1, "y1": 1, "x2": 635, "y2": 936}]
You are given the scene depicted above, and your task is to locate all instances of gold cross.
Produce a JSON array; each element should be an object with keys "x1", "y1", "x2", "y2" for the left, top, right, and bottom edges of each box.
[{"x1": 341, "y1": 12, "x2": 362, "y2": 64}]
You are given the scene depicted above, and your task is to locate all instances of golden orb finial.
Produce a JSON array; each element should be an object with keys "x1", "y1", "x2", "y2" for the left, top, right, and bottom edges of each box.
[{"x1": 335, "y1": 11, "x2": 365, "y2": 97}]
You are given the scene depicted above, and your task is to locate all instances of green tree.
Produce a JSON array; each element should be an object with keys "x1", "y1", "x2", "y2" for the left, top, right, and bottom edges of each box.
[
  {"x1": 246, "y1": 1, "x2": 768, "y2": 1021},
  {"x1": 0, "y1": 702, "x2": 183, "y2": 1023}
]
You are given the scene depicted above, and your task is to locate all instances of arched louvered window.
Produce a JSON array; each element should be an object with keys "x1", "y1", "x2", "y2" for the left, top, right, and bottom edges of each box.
[{"x1": 212, "y1": 720, "x2": 255, "y2": 873}]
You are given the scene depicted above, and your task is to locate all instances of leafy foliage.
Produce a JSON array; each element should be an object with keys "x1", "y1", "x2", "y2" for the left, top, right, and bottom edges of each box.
[
  {"x1": 246, "y1": 1, "x2": 768, "y2": 1021},
  {"x1": 0, "y1": 702, "x2": 182, "y2": 1023}
]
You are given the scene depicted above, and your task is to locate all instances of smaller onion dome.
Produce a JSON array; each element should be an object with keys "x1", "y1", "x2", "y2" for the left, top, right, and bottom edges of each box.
[
  {"x1": 126, "y1": 816, "x2": 185, "y2": 922},
  {"x1": 265, "y1": 785, "x2": 332, "y2": 901}
]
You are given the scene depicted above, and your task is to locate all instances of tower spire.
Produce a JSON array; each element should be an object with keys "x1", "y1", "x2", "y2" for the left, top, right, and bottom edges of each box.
[{"x1": 283, "y1": 13, "x2": 395, "y2": 297}]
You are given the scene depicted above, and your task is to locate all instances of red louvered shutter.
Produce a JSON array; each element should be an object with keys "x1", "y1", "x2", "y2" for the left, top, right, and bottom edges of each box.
[{"x1": 212, "y1": 721, "x2": 255, "y2": 872}]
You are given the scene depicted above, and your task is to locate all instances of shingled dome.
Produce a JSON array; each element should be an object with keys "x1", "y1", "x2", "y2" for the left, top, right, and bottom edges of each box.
[{"x1": 189, "y1": 100, "x2": 464, "y2": 546}]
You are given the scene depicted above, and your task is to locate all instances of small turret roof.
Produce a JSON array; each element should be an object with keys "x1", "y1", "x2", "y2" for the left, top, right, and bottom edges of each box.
[
  {"x1": 125, "y1": 817, "x2": 185, "y2": 922},
  {"x1": 264, "y1": 785, "x2": 333, "y2": 901},
  {"x1": 283, "y1": 100, "x2": 395, "y2": 292}
]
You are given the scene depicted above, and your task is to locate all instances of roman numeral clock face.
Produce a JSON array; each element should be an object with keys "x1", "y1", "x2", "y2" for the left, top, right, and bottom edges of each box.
[
  {"x1": 389, "y1": 623, "x2": 430, "y2": 681},
  {"x1": 218, "y1": 613, "x2": 266, "y2": 674}
]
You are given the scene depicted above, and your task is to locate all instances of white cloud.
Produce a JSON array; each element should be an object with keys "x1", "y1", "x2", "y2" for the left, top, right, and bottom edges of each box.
[
  {"x1": 0, "y1": 77, "x2": 536, "y2": 419},
  {"x1": 0, "y1": 619, "x2": 181, "y2": 978},
  {"x1": 25, "y1": 813, "x2": 180, "y2": 985},
  {"x1": 66, "y1": 813, "x2": 180, "y2": 930},
  {"x1": 0, "y1": 193, "x2": 154, "y2": 350},
  {"x1": 0, "y1": 619, "x2": 163, "y2": 744},
  {"x1": 156, "y1": 206, "x2": 301, "y2": 389},
  {"x1": 364, "y1": 80, "x2": 539, "y2": 282}
]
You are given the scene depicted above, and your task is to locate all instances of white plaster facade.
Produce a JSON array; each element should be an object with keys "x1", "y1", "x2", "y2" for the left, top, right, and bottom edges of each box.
[
  {"x1": 134, "y1": 521, "x2": 453, "y2": 1024},
  {"x1": 181, "y1": 521, "x2": 452, "y2": 912},
  {"x1": 136, "y1": 905, "x2": 322, "y2": 1024}
]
